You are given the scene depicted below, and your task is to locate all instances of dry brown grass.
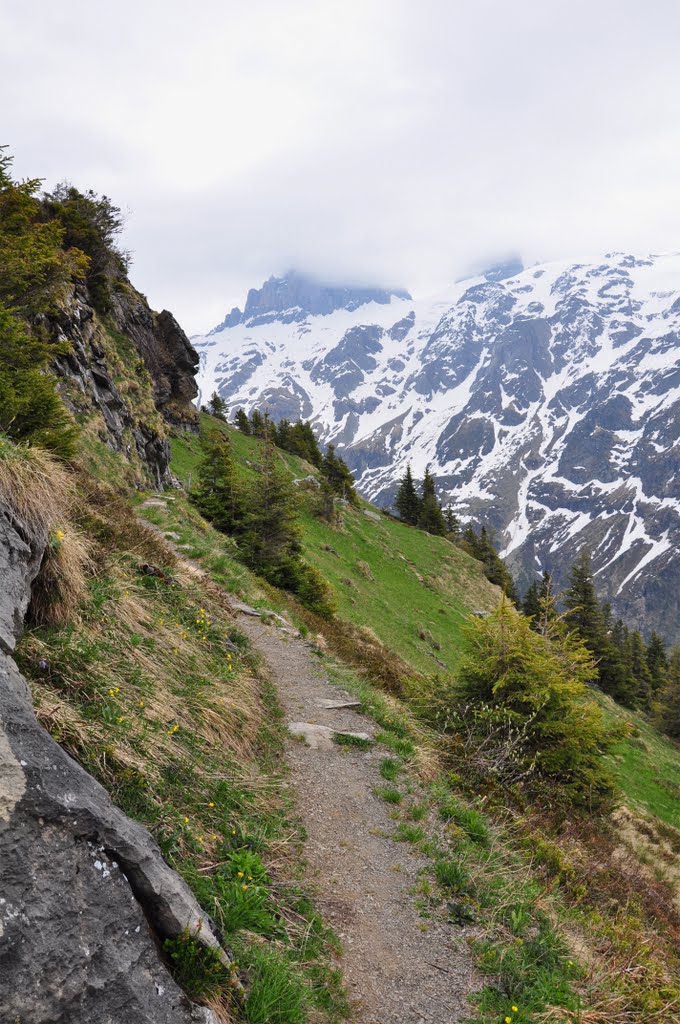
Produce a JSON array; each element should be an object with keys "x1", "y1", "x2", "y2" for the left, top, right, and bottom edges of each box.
[
  {"x1": 30, "y1": 529, "x2": 93, "y2": 626},
  {"x1": 0, "y1": 437, "x2": 93, "y2": 626},
  {"x1": 26, "y1": 564, "x2": 263, "y2": 778},
  {"x1": 0, "y1": 437, "x2": 74, "y2": 532}
]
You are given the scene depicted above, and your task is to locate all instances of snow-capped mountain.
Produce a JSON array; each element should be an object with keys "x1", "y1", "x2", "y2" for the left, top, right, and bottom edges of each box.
[{"x1": 194, "y1": 256, "x2": 680, "y2": 641}]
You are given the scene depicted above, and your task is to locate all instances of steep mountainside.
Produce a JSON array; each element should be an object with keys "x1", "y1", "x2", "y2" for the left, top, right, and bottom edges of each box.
[
  {"x1": 49, "y1": 279, "x2": 200, "y2": 487},
  {"x1": 195, "y1": 255, "x2": 680, "y2": 640}
]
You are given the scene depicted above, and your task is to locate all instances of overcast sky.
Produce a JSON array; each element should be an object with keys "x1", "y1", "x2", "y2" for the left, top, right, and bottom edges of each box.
[{"x1": 2, "y1": 0, "x2": 680, "y2": 333}]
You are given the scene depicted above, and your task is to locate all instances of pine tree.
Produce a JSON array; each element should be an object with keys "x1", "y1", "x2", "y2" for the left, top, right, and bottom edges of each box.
[
  {"x1": 239, "y1": 433, "x2": 302, "y2": 581},
  {"x1": 0, "y1": 307, "x2": 78, "y2": 458},
  {"x1": 207, "y1": 392, "x2": 227, "y2": 419},
  {"x1": 456, "y1": 601, "x2": 615, "y2": 806},
  {"x1": 443, "y1": 506, "x2": 460, "y2": 537},
  {"x1": 288, "y1": 421, "x2": 323, "y2": 467},
  {"x1": 525, "y1": 571, "x2": 557, "y2": 631},
  {"x1": 563, "y1": 550, "x2": 640, "y2": 705},
  {"x1": 250, "y1": 409, "x2": 265, "y2": 436},
  {"x1": 564, "y1": 549, "x2": 604, "y2": 653},
  {"x1": 191, "y1": 430, "x2": 243, "y2": 535},
  {"x1": 656, "y1": 648, "x2": 680, "y2": 738},
  {"x1": 646, "y1": 631, "x2": 668, "y2": 695},
  {"x1": 522, "y1": 581, "x2": 541, "y2": 622},
  {"x1": 321, "y1": 444, "x2": 357, "y2": 503},
  {"x1": 627, "y1": 630, "x2": 653, "y2": 708},
  {"x1": 275, "y1": 418, "x2": 292, "y2": 451},
  {"x1": 234, "y1": 408, "x2": 251, "y2": 433},
  {"x1": 395, "y1": 464, "x2": 421, "y2": 525},
  {"x1": 417, "y1": 466, "x2": 446, "y2": 535}
]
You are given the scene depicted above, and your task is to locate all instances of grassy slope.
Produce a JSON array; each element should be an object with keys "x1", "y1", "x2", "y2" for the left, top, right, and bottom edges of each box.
[
  {"x1": 171, "y1": 417, "x2": 498, "y2": 674},
  {"x1": 12, "y1": 456, "x2": 348, "y2": 1021},
  {"x1": 53, "y1": 412, "x2": 677, "y2": 1022},
  {"x1": 170, "y1": 416, "x2": 680, "y2": 834}
]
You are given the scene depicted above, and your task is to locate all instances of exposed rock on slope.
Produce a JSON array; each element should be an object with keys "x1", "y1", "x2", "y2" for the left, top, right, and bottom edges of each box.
[
  {"x1": 48, "y1": 280, "x2": 199, "y2": 487},
  {"x1": 195, "y1": 256, "x2": 680, "y2": 640},
  {"x1": 0, "y1": 503, "x2": 220, "y2": 1024}
]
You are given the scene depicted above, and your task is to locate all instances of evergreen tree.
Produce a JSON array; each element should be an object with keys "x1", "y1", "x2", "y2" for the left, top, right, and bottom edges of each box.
[
  {"x1": 417, "y1": 466, "x2": 446, "y2": 535},
  {"x1": 564, "y1": 549, "x2": 604, "y2": 652},
  {"x1": 191, "y1": 430, "x2": 243, "y2": 535},
  {"x1": 646, "y1": 631, "x2": 668, "y2": 695},
  {"x1": 234, "y1": 408, "x2": 251, "y2": 433},
  {"x1": 249, "y1": 409, "x2": 265, "y2": 437},
  {"x1": 626, "y1": 630, "x2": 653, "y2": 709},
  {"x1": 239, "y1": 434, "x2": 335, "y2": 615},
  {"x1": 321, "y1": 443, "x2": 357, "y2": 503},
  {"x1": 656, "y1": 648, "x2": 680, "y2": 739},
  {"x1": 275, "y1": 417, "x2": 292, "y2": 451},
  {"x1": 563, "y1": 550, "x2": 642, "y2": 705},
  {"x1": 42, "y1": 182, "x2": 130, "y2": 310},
  {"x1": 524, "y1": 571, "x2": 557, "y2": 630},
  {"x1": 395, "y1": 464, "x2": 421, "y2": 525},
  {"x1": 0, "y1": 148, "x2": 83, "y2": 457},
  {"x1": 0, "y1": 148, "x2": 87, "y2": 317},
  {"x1": 207, "y1": 392, "x2": 227, "y2": 419},
  {"x1": 456, "y1": 601, "x2": 615, "y2": 806},
  {"x1": 443, "y1": 506, "x2": 460, "y2": 538},
  {"x1": 287, "y1": 421, "x2": 322, "y2": 467},
  {"x1": 522, "y1": 581, "x2": 542, "y2": 622},
  {"x1": 240, "y1": 433, "x2": 301, "y2": 578}
]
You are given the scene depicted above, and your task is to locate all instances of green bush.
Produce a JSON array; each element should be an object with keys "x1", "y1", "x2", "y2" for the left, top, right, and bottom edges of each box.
[
  {"x1": 447, "y1": 602, "x2": 616, "y2": 806},
  {"x1": 163, "y1": 929, "x2": 232, "y2": 1000}
]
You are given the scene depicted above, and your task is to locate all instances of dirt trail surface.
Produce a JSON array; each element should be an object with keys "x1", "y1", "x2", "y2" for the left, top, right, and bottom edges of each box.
[
  {"x1": 236, "y1": 613, "x2": 478, "y2": 1024},
  {"x1": 138, "y1": 507, "x2": 478, "y2": 1021}
]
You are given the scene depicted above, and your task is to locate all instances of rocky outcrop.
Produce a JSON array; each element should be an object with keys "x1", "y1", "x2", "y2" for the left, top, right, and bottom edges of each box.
[
  {"x1": 109, "y1": 292, "x2": 200, "y2": 429},
  {"x1": 48, "y1": 280, "x2": 199, "y2": 488},
  {"x1": 0, "y1": 504, "x2": 221, "y2": 1023}
]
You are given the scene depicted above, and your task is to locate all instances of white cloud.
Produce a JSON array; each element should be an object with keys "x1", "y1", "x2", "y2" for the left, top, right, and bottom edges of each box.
[{"x1": 2, "y1": 0, "x2": 679, "y2": 332}]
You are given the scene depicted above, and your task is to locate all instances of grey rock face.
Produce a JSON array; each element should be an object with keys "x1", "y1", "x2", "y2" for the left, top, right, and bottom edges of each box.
[
  {"x1": 0, "y1": 503, "x2": 221, "y2": 1023},
  {"x1": 49, "y1": 281, "x2": 198, "y2": 488}
]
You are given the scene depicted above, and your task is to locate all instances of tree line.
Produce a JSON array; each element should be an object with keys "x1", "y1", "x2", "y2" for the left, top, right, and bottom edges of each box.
[
  {"x1": 205, "y1": 396, "x2": 359, "y2": 505},
  {"x1": 394, "y1": 462, "x2": 517, "y2": 598},
  {"x1": 532, "y1": 552, "x2": 680, "y2": 738},
  {"x1": 395, "y1": 461, "x2": 679, "y2": 739},
  {"x1": 192, "y1": 427, "x2": 335, "y2": 617}
]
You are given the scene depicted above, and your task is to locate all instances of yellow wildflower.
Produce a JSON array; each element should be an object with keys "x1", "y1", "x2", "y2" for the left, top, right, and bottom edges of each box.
[
  {"x1": 209, "y1": 802, "x2": 215, "y2": 807},
  {"x1": 184, "y1": 817, "x2": 189, "y2": 823}
]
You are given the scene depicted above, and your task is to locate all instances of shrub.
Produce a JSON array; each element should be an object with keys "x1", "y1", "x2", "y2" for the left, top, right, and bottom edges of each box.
[
  {"x1": 163, "y1": 928, "x2": 232, "y2": 1000},
  {"x1": 430, "y1": 602, "x2": 617, "y2": 807}
]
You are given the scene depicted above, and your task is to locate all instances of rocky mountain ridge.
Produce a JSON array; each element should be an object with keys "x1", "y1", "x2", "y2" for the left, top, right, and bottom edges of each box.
[{"x1": 194, "y1": 255, "x2": 680, "y2": 641}]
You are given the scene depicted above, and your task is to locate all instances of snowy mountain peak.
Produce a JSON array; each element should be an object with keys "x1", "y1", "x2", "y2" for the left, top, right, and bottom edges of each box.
[
  {"x1": 194, "y1": 251, "x2": 680, "y2": 641},
  {"x1": 209, "y1": 271, "x2": 412, "y2": 333}
]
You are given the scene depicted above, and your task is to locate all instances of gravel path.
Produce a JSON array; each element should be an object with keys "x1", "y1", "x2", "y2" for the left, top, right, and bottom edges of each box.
[{"x1": 236, "y1": 614, "x2": 478, "y2": 1024}]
